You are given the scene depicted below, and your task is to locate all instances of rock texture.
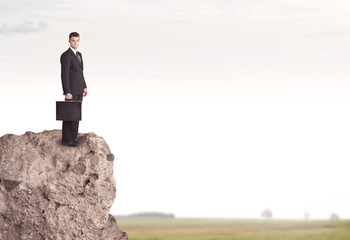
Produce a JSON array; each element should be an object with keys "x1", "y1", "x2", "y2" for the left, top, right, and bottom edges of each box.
[{"x1": 0, "y1": 130, "x2": 128, "y2": 240}]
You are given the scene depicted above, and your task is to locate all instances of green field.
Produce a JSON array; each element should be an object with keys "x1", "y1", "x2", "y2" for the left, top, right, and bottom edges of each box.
[{"x1": 116, "y1": 217, "x2": 350, "y2": 240}]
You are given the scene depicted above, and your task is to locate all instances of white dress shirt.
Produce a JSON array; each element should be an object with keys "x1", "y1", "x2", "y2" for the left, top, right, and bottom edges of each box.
[{"x1": 70, "y1": 47, "x2": 78, "y2": 55}]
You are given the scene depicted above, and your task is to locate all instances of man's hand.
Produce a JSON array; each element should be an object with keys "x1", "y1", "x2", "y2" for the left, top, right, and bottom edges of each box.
[
  {"x1": 65, "y1": 93, "x2": 72, "y2": 100},
  {"x1": 83, "y1": 88, "x2": 88, "y2": 97}
]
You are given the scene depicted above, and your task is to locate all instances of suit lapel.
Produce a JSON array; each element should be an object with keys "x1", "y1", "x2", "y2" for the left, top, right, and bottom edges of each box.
[
  {"x1": 68, "y1": 48, "x2": 83, "y2": 70},
  {"x1": 78, "y1": 52, "x2": 84, "y2": 70}
]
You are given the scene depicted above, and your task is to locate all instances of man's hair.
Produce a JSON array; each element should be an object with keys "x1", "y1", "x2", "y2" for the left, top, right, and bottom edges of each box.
[{"x1": 69, "y1": 32, "x2": 80, "y2": 39}]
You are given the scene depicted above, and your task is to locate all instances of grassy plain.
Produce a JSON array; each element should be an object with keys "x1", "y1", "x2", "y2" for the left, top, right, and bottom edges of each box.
[{"x1": 116, "y1": 217, "x2": 350, "y2": 240}]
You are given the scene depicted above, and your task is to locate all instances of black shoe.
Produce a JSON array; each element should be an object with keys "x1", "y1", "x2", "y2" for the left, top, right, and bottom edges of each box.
[
  {"x1": 62, "y1": 141, "x2": 77, "y2": 147},
  {"x1": 73, "y1": 139, "x2": 82, "y2": 144}
]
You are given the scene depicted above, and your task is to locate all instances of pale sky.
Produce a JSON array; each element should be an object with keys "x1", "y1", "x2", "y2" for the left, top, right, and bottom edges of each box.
[{"x1": 1, "y1": 0, "x2": 350, "y2": 219}]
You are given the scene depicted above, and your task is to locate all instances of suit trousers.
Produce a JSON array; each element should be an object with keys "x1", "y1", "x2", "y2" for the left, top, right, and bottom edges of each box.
[{"x1": 62, "y1": 94, "x2": 83, "y2": 143}]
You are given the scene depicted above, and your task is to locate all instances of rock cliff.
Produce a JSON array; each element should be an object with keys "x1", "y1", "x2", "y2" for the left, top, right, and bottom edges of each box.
[{"x1": 0, "y1": 130, "x2": 127, "y2": 240}]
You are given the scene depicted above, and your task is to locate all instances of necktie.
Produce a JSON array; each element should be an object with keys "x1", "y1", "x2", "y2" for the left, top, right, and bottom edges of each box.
[{"x1": 76, "y1": 52, "x2": 82, "y2": 65}]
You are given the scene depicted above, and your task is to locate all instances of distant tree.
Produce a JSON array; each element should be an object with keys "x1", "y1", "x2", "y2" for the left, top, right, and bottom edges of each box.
[
  {"x1": 261, "y1": 209, "x2": 273, "y2": 219},
  {"x1": 129, "y1": 212, "x2": 175, "y2": 218},
  {"x1": 330, "y1": 213, "x2": 340, "y2": 220},
  {"x1": 304, "y1": 212, "x2": 310, "y2": 220}
]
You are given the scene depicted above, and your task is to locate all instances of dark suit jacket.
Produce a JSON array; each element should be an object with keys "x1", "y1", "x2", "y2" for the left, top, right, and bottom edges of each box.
[{"x1": 60, "y1": 48, "x2": 87, "y2": 95}]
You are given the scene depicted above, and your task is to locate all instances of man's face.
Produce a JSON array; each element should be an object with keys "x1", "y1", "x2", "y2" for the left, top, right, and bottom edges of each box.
[{"x1": 69, "y1": 36, "x2": 80, "y2": 50}]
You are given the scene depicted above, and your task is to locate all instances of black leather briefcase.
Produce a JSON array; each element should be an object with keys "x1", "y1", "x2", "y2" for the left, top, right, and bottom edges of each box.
[{"x1": 56, "y1": 101, "x2": 82, "y2": 121}]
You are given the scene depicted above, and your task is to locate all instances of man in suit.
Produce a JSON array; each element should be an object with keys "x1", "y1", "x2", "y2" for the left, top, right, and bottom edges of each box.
[{"x1": 60, "y1": 32, "x2": 88, "y2": 147}]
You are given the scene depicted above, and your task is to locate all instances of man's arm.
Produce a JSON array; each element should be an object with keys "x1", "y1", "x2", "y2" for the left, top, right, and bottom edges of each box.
[
  {"x1": 83, "y1": 76, "x2": 87, "y2": 97},
  {"x1": 81, "y1": 52, "x2": 87, "y2": 97},
  {"x1": 60, "y1": 53, "x2": 72, "y2": 95}
]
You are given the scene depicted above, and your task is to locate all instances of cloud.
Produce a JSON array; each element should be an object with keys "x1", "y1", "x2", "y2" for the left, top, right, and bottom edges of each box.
[{"x1": 0, "y1": 21, "x2": 48, "y2": 35}]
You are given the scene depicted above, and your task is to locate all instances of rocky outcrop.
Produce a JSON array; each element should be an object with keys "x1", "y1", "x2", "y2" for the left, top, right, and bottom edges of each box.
[{"x1": 0, "y1": 130, "x2": 127, "y2": 240}]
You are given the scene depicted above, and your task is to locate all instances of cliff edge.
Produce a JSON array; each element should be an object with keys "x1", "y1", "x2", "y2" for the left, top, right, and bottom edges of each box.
[{"x1": 0, "y1": 130, "x2": 127, "y2": 240}]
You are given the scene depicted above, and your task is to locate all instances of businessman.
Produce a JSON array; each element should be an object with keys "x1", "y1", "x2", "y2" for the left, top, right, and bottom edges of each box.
[{"x1": 60, "y1": 32, "x2": 88, "y2": 147}]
